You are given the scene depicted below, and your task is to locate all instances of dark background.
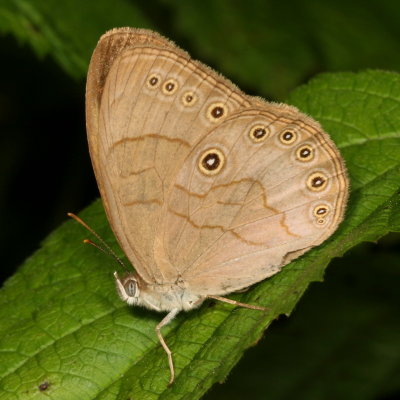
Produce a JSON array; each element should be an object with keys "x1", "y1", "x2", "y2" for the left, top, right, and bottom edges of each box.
[
  {"x1": 1, "y1": 1, "x2": 399, "y2": 399},
  {"x1": 0, "y1": 35, "x2": 93, "y2": 283}
]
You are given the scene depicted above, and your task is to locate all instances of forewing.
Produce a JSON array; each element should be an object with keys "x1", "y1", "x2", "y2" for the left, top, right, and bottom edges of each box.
[{"x1": 86, "y1": 29, "x2": 252, "y2": 284}]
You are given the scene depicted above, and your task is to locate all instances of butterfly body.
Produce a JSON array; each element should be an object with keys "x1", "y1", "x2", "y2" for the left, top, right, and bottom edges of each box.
[{"x1": 114, "y1": 271, "x2": 203, "y2": 311}]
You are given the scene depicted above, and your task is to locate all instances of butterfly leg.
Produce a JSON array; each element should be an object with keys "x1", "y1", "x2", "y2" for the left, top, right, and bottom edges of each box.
[
  {"x1": 207, "y1": 295, "x2": 268, "y2": 311},
  {"x1": 156, "y1": 308, "x2": 180, "y2": 385}
]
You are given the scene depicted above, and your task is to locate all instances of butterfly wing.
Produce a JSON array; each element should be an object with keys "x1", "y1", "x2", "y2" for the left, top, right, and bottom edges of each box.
[
  {"x1": 163, "y1": 107, "x2": 348, "y2": 295},
  {"x1": 86, "y1": 28, "x2": 256, "y2": 284},
  {"x1": 87, "y1": 28, "x2": 348, "y2": 293}
]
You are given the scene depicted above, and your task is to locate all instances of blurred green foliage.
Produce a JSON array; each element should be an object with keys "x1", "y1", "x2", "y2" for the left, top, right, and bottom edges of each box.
[{"x1": 0, "y1": 1, "x2": 399, "y2": 399}]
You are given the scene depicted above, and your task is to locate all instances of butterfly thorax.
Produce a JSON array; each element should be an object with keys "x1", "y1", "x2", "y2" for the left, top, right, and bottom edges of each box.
[{"x1": 114, "y1": 271, "x2": 204, "y2": 312}]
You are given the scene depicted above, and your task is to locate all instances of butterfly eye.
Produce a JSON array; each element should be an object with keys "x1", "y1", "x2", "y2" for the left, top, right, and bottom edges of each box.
[
  {"x1": 124, "y1": 279, "x2": 138, "y2": 297},
  {"x1": 198, "y1": 148, "x2": 225, "y2": 175}
]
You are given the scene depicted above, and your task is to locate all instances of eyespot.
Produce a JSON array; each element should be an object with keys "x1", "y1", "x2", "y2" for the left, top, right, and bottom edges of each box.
[
  {"x1": 307, "y1": 172, "x2": 328, "y2": 192},
  {"x1": 296, "y1": 144, "x2": 314, "y2": 162},
  {"x1": 162, "y1": 78, "x2": 178, "y2": 95},
  {"x1": 249, "y1": 125, "x2": 269, "y2": 143},
  {"x1": 313, "y1": 205, "x2": 329, "y2": 216},
  {"x1": 206, "y1": 102, "x2": 227, "y2": 122},
  {"x1": 313, "y1": 204, "x2": 330, "y2": 225},
  {"x1": 124, "y1": 279, "x2": 137, "y2": 297},
  {"x1": 146, "y1": 73, "x2": 161, "y2": 89},
  {"x1": 198, "y1": 148, "x2": 225, "y2": 175},
  {"x1": 279, "y1": 129, "x2": 297, "y2": 145},
  {"x1": 182, "y1": 91, "x2": 197, "y2": 106}
]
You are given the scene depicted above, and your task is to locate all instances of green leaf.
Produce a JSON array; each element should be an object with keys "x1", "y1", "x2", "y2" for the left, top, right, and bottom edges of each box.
[
  {"x1": 205, "y1": 242, "x2": 400, "y2": 400},
  {"x1": 2, "y1": 0, "x2": 400, "y2": 97},
  {"x1": 0, "y1": 0, "x2": 152, "y2": 79},
  {"x1": 161, "y1": 0, "x2": 400, "y2": 99},
  {"x1": 0, "y1": 70, "x2": 399, "y2": 399}
]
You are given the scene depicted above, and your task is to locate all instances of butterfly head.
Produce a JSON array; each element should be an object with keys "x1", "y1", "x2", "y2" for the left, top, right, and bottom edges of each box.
[{"x1": 114, "y1": 271, "x2": 140, "y2": 306}]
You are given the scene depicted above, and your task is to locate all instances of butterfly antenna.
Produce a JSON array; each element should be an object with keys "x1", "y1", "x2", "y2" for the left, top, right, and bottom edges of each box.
[{"x1": 67, "y1": 212, "x2": 128, "y2": 271}]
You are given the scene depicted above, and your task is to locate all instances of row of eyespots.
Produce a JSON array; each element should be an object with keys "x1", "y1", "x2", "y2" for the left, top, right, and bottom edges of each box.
[
  {"x1": 248, "y1": 124, "x2": 328, "y2": 192},
  {"x1": 146, "y1": 73, "x2": 228, "y2": 122},
  {"x1": 199, "y1": 125, "x2": 328, "y2": 189},
  {"x1": 248, "y1": 126, "x2": 301, "y2": 147},
  {"x1": 196, "y1": 132, "x2": 331, "y2": 224},
  {"x1": 197, "y1": 151, "x2": 332, "y2": 224},
  {"x1": 249, "y1": 125, "x2": 314, "y2": 161},
  {"x1": 147, "y1": 73, "x2": 195, "y2": 103},
  {"x1": 197, "y1": 149, "x2": 327, "y2": 190},
  {"x1": 196, "y1": 147, "x2": 331, "y2": 224},
  {"x1": 278, "y1": 129, "x2": 316, "y2": 164},
  {"x1": 277, "y1": 116, "x2": 329, "y2": 195}
]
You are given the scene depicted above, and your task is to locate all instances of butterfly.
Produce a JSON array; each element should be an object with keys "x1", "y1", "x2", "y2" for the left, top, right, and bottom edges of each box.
[{"x1": 83, "y1": 27, "x2": 348, "y2": 384}]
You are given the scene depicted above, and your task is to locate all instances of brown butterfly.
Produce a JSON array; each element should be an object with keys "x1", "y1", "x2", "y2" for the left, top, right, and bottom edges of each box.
[{"x1": 84, "y1": 27, "x2": 348, "y2": 384}]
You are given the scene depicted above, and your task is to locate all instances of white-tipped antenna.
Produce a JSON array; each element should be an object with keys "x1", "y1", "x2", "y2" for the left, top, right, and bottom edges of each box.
[{"x1": 67, "y1": 212, "x2": 128, "y2": 272}]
